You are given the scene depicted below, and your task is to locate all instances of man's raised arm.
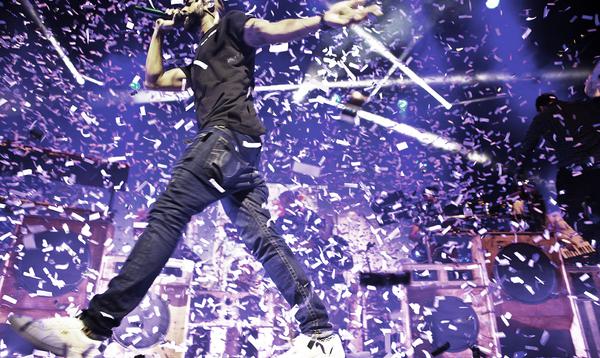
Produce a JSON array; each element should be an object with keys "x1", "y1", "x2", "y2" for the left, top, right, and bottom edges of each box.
[
  {"x1": 144, "y1": 11, "x2": 189, "y2": 91},
  {"x1": 243, "y1": 0, "x2": 382, "y2": 48}
]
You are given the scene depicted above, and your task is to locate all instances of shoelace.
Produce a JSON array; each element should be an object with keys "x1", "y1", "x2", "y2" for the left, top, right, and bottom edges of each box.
[
  {"x1": 81, "y1": 326, "x2": 105, "y2": 341},
  {"x1": 307, "y1": 336, "x2": 335, "y2": 355}
]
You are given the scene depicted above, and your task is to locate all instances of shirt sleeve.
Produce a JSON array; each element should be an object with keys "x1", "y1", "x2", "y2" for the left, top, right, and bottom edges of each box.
[
  {"x1": 225, "y1": 10, "x2": 255, "y2": 48},
  {"x1": 179, "y1": 63, "x2": 192, "y2": 86},
  {"x1": 517, "y1": 112, "x2": 552, "y2": 174}
]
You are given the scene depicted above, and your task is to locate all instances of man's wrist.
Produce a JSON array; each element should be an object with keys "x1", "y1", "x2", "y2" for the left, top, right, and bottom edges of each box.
[{"x1": 153, "y1": 26, "x2": 167, "y2": 39}]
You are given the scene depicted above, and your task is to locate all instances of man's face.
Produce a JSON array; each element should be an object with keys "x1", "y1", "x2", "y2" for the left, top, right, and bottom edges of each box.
[
  {"x1": 183, "y1": 0, "x2": 208, "y2": 32},
  {"x1": 584, "y1": 74, "x2": 598, "y2": 98},
  {"x1": 585, "y1": 63, "x2": 600, "y2": 98}
]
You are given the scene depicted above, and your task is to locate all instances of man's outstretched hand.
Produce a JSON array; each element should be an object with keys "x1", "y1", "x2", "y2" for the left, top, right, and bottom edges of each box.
[{"x1": 323, "y1": 0, "x2": 383, "y2": 29}]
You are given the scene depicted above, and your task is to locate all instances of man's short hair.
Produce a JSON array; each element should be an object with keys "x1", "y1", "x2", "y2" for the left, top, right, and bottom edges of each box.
[
  {"x1": 585, "y1": 61, "x2": 600, "y2": 98},
  {"x1": 214, "y1": 0, "x2": 224, "y2": 14},
  {"x1": 535, "y1": 93, "x2": 558, "y2": 112}
]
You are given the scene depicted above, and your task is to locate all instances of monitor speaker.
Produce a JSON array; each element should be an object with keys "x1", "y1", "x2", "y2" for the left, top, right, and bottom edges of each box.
[
  {"x1": 96, "y1": 256, "x2": 194, "y2": 358},
  {"x1": 399, "y1": 232, "x2": 500, "y2": 357},
  {"x1": 0, "y1": 213, "x2": 112, "y2": 322},
  {"x1": 482, "y1": 232, "x2": 587, "y2": 357}
]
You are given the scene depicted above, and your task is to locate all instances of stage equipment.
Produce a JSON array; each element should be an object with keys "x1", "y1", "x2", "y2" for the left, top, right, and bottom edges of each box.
[
  {"x1": 481, "y1": 232, "x2": 587, "y2": 357},
  {"x1": 0, "y1": 141, "x2": 129, "y2": 188},
  {"x1": 0, "y1": 142, "x2": 129, "y2": 215},
  {"x1": 0, "y1": 210, "x2": 113, "y2": 322},
  {"x1": 564, "y1": 263, "x2": 600, "y2": 357},
  {"x1": 341, "y1": 91, "x2": 369, "y2": 124},
  {"x1": 545, "y1": 212, "x2": 598, "y2": 259},
  {"x1": 96, "y1": 256, "x2": 194, "y2": 358},
  {"x1": 561, "y1": 241, "x2": 596, "y2": 259},
  {"x1": 359, "y1": 271, "x2": 411, "y2": 286},
  {"x1": 494, "y1": 243, "x2": 556, "y2": 304},
  {"x1": 398, "y1": 232, "x2": 500, "y2": 357},
  {"x1": 313, "y1": 96, "x2": 490, "y2": 164},
  {"x1": 359, "y1": 285, "x2": 404, "y2": 357}
]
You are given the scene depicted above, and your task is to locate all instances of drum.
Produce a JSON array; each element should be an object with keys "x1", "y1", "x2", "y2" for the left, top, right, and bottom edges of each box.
[{"x1": 494, "y1": 243, "x2": 556, "y2": 304}]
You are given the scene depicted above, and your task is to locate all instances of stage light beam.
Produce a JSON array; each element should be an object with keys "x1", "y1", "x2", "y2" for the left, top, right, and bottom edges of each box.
[
  {"x1": 22, "y1": 0, "x2": 86, "y2": 86},
  {"x1": 314, "y1": 96, "x2": 490, "y2": 164},
  {"x1": 350, "y1": 25, "x2": 453, "y2": 110},
  {"x1": 131, "y1": 70, "x2": 589, "y2": 104}
]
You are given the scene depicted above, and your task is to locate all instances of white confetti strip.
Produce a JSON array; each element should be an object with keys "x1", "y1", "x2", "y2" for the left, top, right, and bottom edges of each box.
[
  {"x1": 2, "y1": 295, "x2": 17, "y2": 304},
  {"x1": 193, "y1": 60, "x2": 208, "y2": 70}
]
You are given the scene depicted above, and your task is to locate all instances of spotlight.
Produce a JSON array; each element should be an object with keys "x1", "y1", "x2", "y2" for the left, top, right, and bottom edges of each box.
[
  {"x1": 292, "y1": 82, "x2": 315, "y2": 103},
  {"x1": 129, "y1": 82, "x2": 142, "y2": 91},
  {"x1": 341, "y1": 91, "x2": 368, "y2": 124},
  {"x1": 350, "y1": 25, "x2": 453, "y2": 109},
  {"x1": 397, "y1": 99, "x2": 408, "y2": 112},
  {"x1": 22, "y1": 0, "x2": 86, "y2": 85},
  {"x1": 132, "y1": 70, "x2": 589, "y2": 104},
  {"x1": 485, "y1": 0, "x2": 500, "y2": 9}
]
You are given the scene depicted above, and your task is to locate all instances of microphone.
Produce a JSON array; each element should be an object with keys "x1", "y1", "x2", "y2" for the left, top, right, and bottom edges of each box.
[{"x1": 133, "y1": 6, "x2": 171, "y2": 19}]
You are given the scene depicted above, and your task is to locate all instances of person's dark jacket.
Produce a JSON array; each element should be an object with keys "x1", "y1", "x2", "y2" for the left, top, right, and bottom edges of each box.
[{"x1": 519, "y1": 97, "x2": 600, "y2": 173}]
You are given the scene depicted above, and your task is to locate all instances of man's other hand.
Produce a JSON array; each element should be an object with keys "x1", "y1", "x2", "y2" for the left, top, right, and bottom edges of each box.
[
  {"x1": 512, "y1": 200, "x2": 525, "y2": 216},
  {"x1": 323, "y1": 0, "x2": 383, "y2": 29}
]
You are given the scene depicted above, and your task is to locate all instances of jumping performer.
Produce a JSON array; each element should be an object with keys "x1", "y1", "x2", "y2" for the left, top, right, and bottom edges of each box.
[{"x1": 9, "y1": 0, "x2": 382, "y2": 357}]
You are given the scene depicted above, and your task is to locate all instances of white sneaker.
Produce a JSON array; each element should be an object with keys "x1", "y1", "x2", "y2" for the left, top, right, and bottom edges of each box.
[
  {"x1": 8, "y1": 315, "x2": 103, "y2": 358},
  {"x1": 278, "y1": 333, "x2": 345, "y2": 357}
]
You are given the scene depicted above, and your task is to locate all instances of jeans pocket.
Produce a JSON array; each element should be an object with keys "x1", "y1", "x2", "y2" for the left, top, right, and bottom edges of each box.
[{"x1": 205, "y1": 136, "x2": 249, "y2": 187}]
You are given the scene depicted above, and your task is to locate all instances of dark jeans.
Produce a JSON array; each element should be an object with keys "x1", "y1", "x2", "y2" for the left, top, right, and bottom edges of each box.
[
  {"x1": 556, "y1": 167, "x2": 600, "y2": 242},
  {"x1": 80, "y1": 126, "x2": 331, "y2": 337}
]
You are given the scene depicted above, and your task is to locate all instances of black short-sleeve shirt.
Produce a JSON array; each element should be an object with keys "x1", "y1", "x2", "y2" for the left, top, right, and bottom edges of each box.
[
  {"x1": 180, "y1": 11, "x2": 265, "y2": 137},
  {"x1": 519, "y1": 97, "x2": 600, "y2": 170}
]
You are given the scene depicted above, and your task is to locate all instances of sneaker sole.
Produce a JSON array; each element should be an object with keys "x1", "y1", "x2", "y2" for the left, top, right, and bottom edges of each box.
[{"x1": 8, "y1": 316, "x2": 100, "y2": 358}]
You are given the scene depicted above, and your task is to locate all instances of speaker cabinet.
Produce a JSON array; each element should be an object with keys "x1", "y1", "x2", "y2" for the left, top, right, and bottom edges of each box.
[
  {"x1": 565, "y1": 264, "x2": 600, "y2": 357},
  {"x1": 0, "y1": 214, "x2": 112, "y2": 322},
  {"x1": 398, "y1": 232, "x2": 500, "y2": 357},
  {"x1": 482, "y1": 232, "x2": 587, "y2": 357}
]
